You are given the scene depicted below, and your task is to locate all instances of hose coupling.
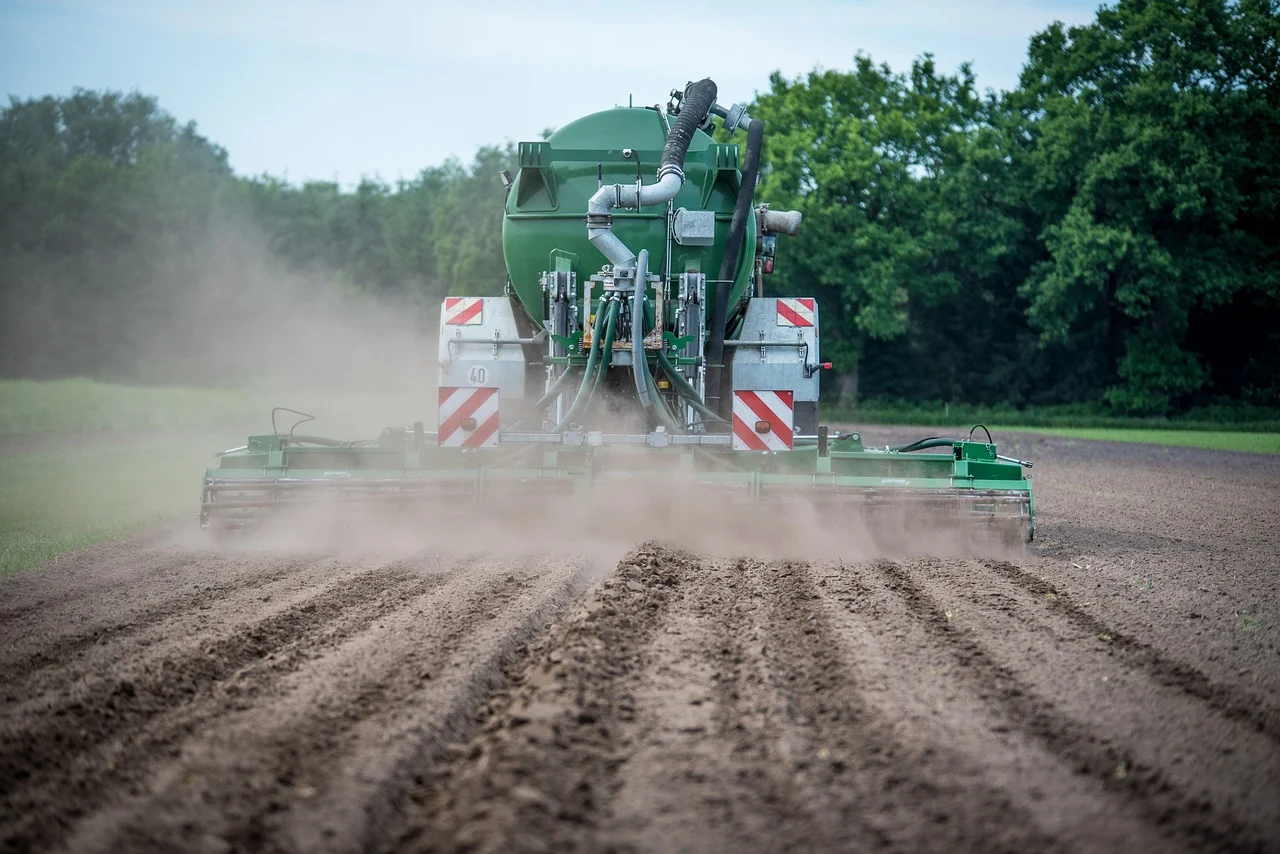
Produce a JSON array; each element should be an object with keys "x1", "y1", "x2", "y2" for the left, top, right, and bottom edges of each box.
[{"x1": 656, "y1": 163, "x2": 685, "y2": 181}]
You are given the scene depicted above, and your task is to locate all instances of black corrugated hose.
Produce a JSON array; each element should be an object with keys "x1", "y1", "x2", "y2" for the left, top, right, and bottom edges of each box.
[
  {"x1": 660, "y1": 79, "x2": 718, "y2": 178},
  {"x1": 705, "y1": 117, "x2": 764, "y2": 423}
]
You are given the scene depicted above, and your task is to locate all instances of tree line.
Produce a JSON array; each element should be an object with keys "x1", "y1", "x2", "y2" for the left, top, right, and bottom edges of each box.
[{"x1": 1, "y1": 0, "x2": 1276, "y2": 413}]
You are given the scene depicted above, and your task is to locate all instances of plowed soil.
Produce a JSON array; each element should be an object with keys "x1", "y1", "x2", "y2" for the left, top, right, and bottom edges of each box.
[{"x1": 2, "y1": 432, "x2": 1278, "y2": 853}]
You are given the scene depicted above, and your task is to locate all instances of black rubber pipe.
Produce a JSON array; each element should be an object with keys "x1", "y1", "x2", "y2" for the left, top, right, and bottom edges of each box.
[
  {"x1": 660, "y1": 79, "x2": 718, "y2": 178},
  {"x1": 705, "y1": 117, "x2": 764, "y2": 422}
]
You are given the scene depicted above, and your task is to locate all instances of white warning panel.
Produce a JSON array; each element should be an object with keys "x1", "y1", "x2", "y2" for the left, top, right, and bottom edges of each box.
[
  {"x1": 775, "y1": 297, "x2": 815, "y2": 327},
  {"x1": 731, "y1": 390, "x2": 794, "y2": 451},
  {"x1": 443, "y1": 296, "x2": 483, "y2": 325},
  {"x1": 437, "y1": 386, "x2": 499, "y2": 448}
]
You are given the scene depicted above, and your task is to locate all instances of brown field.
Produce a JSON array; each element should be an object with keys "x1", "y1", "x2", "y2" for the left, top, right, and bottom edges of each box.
[{"x1": 2, "y1": 430, "x2": 1277, "y2": 853}]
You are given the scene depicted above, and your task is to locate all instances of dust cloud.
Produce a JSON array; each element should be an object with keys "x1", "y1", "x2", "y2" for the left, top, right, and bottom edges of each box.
[
  {"x1": 186, "y1": 474, "x2": 1027, "y2": 569},
  {"x1": 148, "y1": 219, "x2": 438, "y2": 433},
  {"x1": 5, "y1": 189, "x2": 1023, "y2": 564},
  {"x1": 2, "y1": 207, "x2": 439, "y2": 438}
]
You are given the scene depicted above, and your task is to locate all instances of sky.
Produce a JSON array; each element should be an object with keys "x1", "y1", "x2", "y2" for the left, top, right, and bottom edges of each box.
[{"x1": 1, "y1": 0, "x2": 1101, "y2": 185}]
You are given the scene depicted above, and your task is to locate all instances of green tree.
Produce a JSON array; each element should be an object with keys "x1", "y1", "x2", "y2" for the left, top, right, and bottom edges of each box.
[
  {"x1": 1012, "y1": 0, "x2": 1280, "y2": 413},
  {"x1": 0, "y1": 90, "x2": 234, "y2": 379},
  {"x1": 750, "y1": 56, "x2": 1028, "y2": 407}
]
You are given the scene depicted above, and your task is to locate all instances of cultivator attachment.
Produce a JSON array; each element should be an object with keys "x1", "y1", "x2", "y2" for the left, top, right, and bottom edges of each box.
[{"x1": 202, "y1": 421, "x2": 1033, "y2": 543}]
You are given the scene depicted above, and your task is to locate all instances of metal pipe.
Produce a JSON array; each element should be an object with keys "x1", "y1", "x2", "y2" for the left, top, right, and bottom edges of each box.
[
  {"x1": 997, "y1": 454, "x2": 1035, "y2": 468},
  {"x1": 498, "y1": 431, "x2": 733, "y2": 446},
  {"x1": 446, "y1": 332, "x2": 546, "y2": 346},
  {"x1": 722, "y1": 339, "x2": 809, "y2": 348},
  {"x1": 633, "y1": 249, "x2": 651, "y2": 407},
  {"x1": 586, "y1": 78, "x2": 718, "y2": 267},
  {"x1": 711, "y1": 101, "x2": 754, "y2": 134},
  {"x1": 760, "y1": 208, "x2": 803, "y2": 235}
]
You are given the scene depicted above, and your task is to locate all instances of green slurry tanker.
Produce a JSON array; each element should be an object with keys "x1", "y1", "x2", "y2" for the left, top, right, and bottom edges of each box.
[{"x1": 202, "y1": 78, "x2": 1035, "y2": 542}]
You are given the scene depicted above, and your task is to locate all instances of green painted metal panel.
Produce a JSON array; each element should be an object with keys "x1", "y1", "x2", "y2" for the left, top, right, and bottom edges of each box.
[{"x1": 503, "y1": 107, "x2": 755, "y2": 325}]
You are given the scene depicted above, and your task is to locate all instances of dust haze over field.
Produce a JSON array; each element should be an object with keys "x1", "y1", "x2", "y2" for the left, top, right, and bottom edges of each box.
[{"x1": 1, "y1": 201, "x2": 443, "y2": 437}]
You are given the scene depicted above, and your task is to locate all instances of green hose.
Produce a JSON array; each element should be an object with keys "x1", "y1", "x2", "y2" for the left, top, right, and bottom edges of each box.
[
  {"x1": 554, "y1": 297, "x2": 611, "y2": 431},
  {"x1": 512, "y1": 364, "x2": 580, "y2": 427},
  {"x1": 642, "y1": 352, "x2": 683, "y2": 432},
  {"x1": 656, "y1": 350, "x2": 725, "y2": 424},
  {"x1": 591, "y1": 299, "x2": 619, "y2": 397}
]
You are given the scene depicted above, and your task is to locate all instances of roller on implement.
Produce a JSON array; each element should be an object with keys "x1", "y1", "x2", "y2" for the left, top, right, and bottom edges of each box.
[{"x1": 201, "y1": 78, "x2": 1034, "y2": 543}]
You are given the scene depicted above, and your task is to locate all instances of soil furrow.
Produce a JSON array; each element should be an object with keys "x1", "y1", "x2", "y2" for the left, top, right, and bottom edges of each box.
[
  {"x1": 0, "y1": 556, "x2": 318, "y2": 685},
  {"x1": 65, "y1": 555, "x2": 584, "y2": 854},
  {"x1": 388, "y1": 543, "x2": 688, "y2": 854},
  {"x1": 1, "y1": 562, "x2": 425, "y2": 777},
  {"x1": 2, "y1": 554, "x2": 363, "y2": 708},
  {"x1": 751, "y1": 558, "x2": 1066, "y2": 853},
  {"x1": 718, "y1": 558, "x2": 890, "y2": 851},
  {"x1": 223, "y1": 570, "x2": 535, "y2": 854},
  {"x1": 315, "y1": 556, "x2": 595, "y2": 854},
  {"x1": 0, "y1": 556, "x2": 468, "y2": 852},
  {"x1": 0, "y1": 429, "x2": 1276, "y2": 852},
  {"x1": 600, "y1": 556, "x2": 827, "y2": 854},
  {"x1": 0, "y1": 524, "x2": 228, "y2": 617},
  {"x1": 813, "y1": 562, "x2": 1172, "y2": 853},
  {"x1": 878, "y1": 560, "x2": 1264, "y2": 853},
  {"x1": 981, "y1": 558, "x2": 1280, "y2": 744}
]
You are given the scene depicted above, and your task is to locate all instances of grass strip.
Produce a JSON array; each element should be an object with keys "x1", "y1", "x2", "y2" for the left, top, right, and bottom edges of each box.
[
  {"x1": 994, "y1": 427, "x2": 1280, "y2": 454},
  {"x1": 0, "y1": 378, "x2": 423, "y2": 436},
  {"x1": 825, "y1": 401, "x2": 1280, "y2": 432},
  {"x1": 0, "y1": 436, "x2": 210, "y2": 577}
]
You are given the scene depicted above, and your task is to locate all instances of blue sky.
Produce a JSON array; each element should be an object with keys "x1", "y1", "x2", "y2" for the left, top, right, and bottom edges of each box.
[{"x1": 1, "y1": 0, "x2": 1100, "y2": 185}]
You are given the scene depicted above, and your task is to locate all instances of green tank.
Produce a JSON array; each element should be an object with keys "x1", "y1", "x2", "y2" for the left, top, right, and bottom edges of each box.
[{"x1": 502, "y1": 106, "x2": 756, "y2": 323}]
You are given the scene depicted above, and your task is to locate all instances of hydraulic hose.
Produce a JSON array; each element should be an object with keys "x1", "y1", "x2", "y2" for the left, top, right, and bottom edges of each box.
[
  {"x1": 554, "y1": 299, "x2": 609, "y2": 431},
  {"x1": 591, "y1": 298, "x2": 620, "y2": 397},
  {"x1": 891, "y1": 437, "x2": 960, "y2": 454},
  {"x1": 510, "y1": 365, "x2": 581, "y2": 427},
  {"x1": 656, "y1": 350, "x2": 725, "y2": 424},
  {"x1": 642, "y1": 352, "x2": 683, "y2": 433},
  {"x1": 705, "y1": 116, "x2": 764, "y2": 421},
  {"x1": 633, "y1": 249, "x2": 652, "y2": 408}
]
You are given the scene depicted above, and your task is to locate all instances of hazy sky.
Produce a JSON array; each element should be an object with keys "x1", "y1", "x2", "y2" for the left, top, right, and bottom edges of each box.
[{"x1": 2, "y1": 0, "x2": 1100, "y2": 184}]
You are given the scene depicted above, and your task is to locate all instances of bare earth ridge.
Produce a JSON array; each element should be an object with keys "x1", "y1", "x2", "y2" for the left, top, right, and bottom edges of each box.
[{"x1": 2, "y1": 432, "x2": 1277, "y2": 853}]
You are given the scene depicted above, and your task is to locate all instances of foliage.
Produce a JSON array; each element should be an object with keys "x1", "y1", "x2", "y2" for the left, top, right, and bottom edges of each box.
[
  {"x1": 749, "y1": 0, "x2": 1279, "y2": 414},
  {"x1": 1010, "y1": 0, "x2": 1280, "y2": 413},
  {"x1": 242, "y1": 143, "x2": 513, "y2": 301},
  {"x1": 0, "y1": 90, "x2": 511, "y2": 384}
]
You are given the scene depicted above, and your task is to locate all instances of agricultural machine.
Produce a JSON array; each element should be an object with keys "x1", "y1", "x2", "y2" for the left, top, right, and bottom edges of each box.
[{"x1": 201, "y1": 78, "x2": 1034, "y2": 542}]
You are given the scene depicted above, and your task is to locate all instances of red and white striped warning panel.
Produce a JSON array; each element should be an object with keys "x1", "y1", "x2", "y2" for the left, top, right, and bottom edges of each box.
[
  {"x1": 438, "y1": 386, "x2": 499, "y2": 448},
  {"x1": 776, "y1": 297, "x2": 815, "y2": 327},
  {"x1": 442, "y1": 296, "x2": 483, "y2": 326},
  {"x1": 731, "y1": 390, "x2": 794, "y2": 451}
]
